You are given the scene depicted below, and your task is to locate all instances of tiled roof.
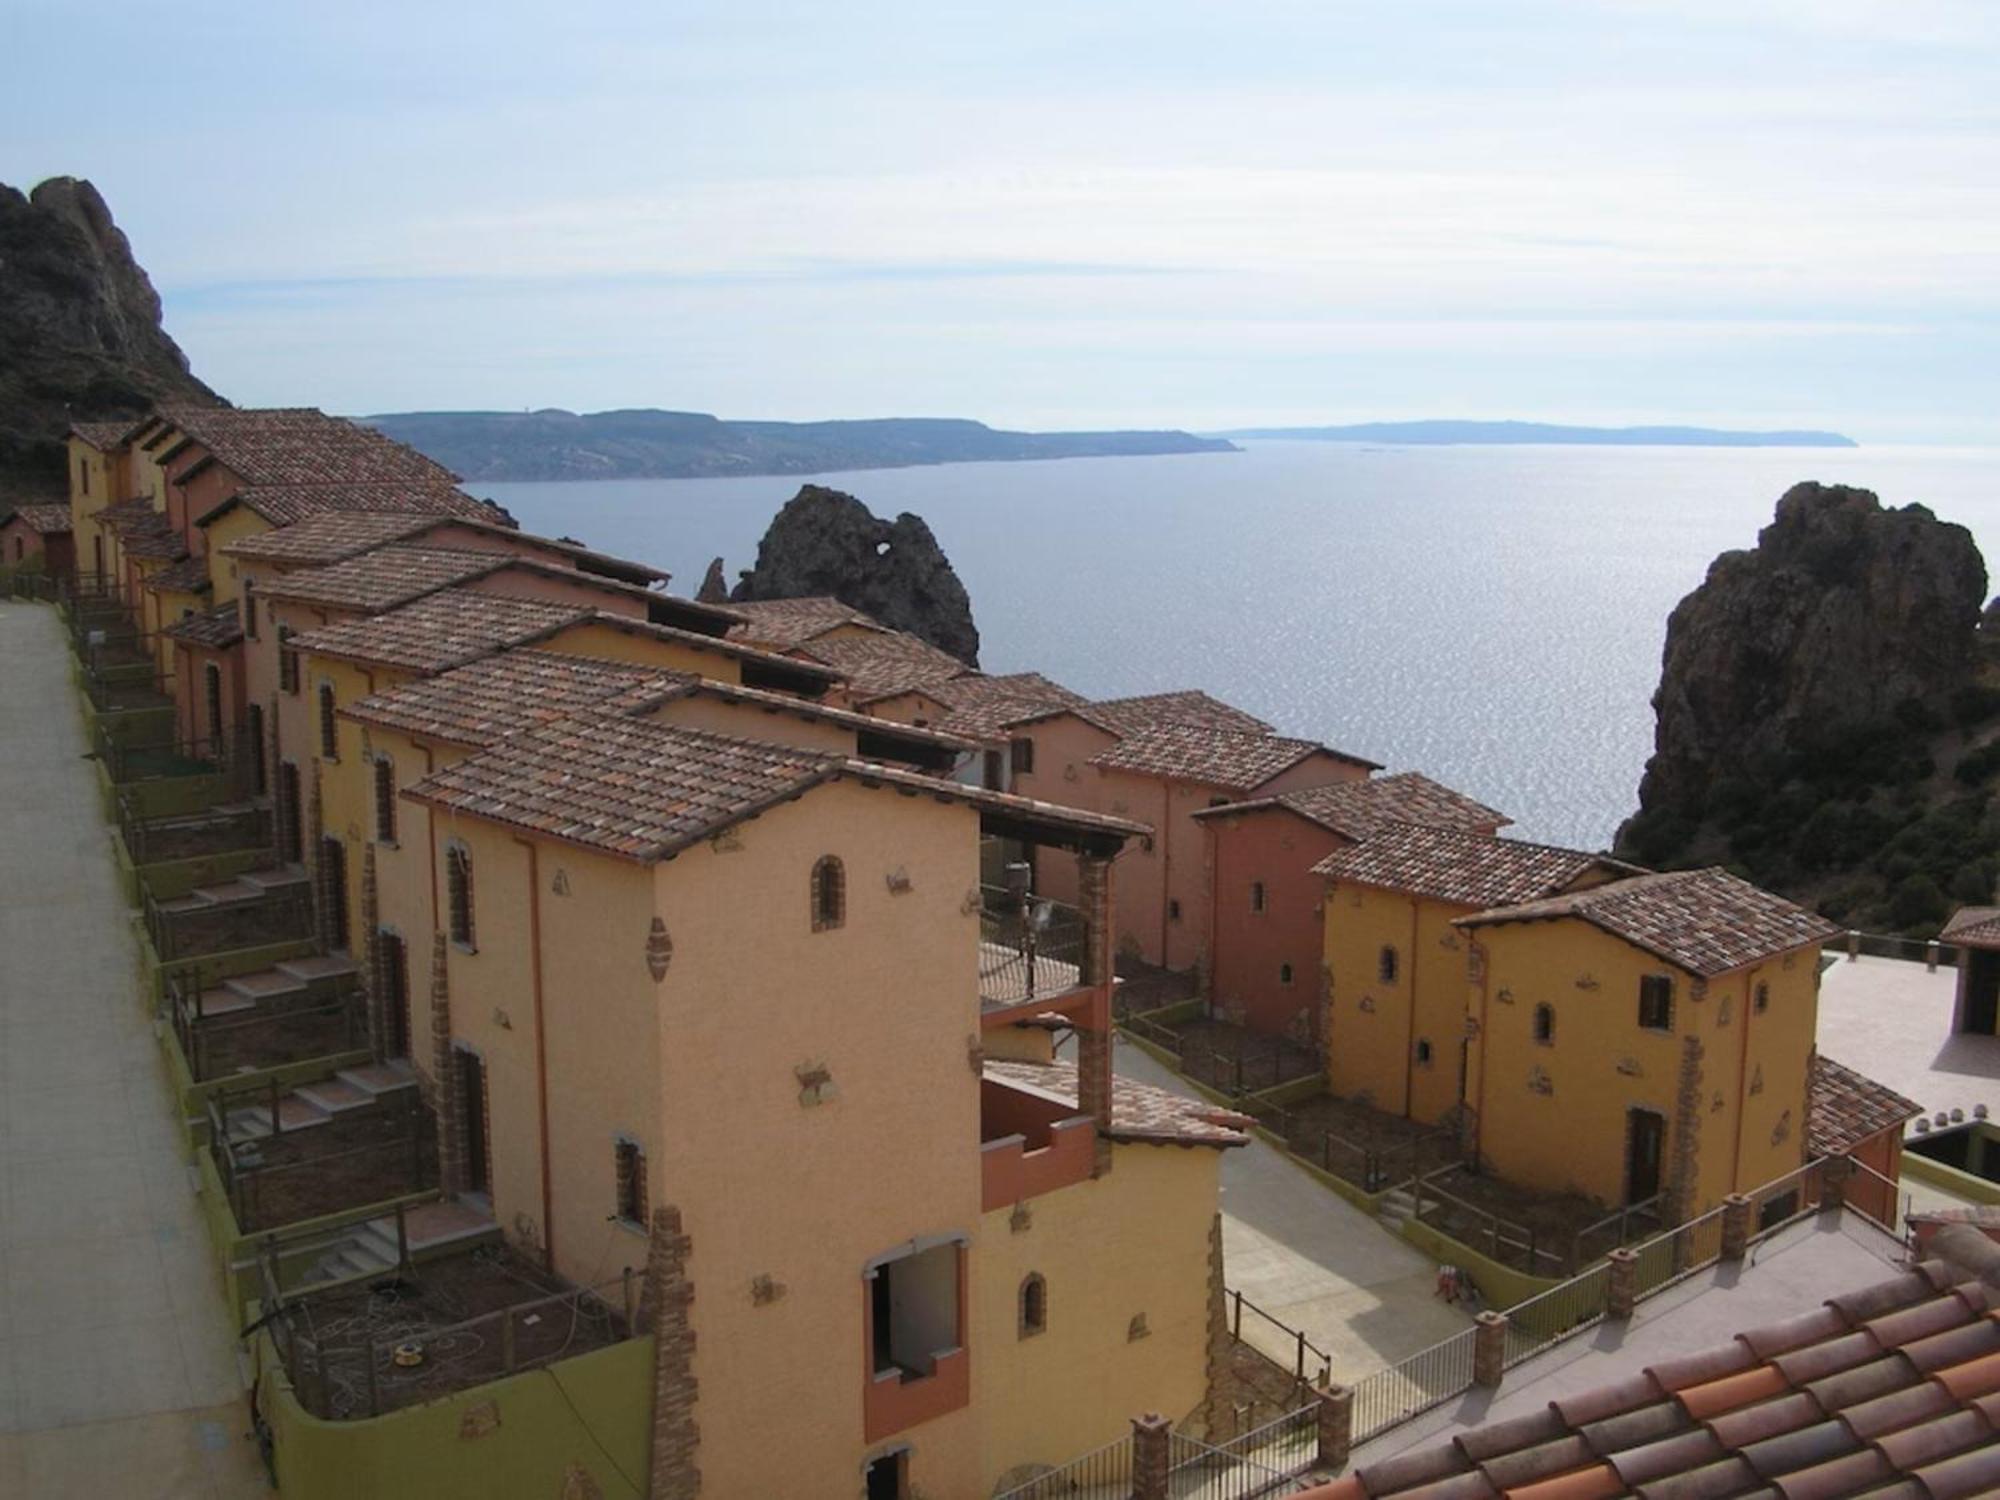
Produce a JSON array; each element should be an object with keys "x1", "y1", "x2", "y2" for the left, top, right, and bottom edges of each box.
[
  {"x1": 287, "y1": 589, "x2": 592, "y2": 674},
  {"x1": 1089, "y1": 723, "x2": 1348, "y2": 792},
  {"x1": 799, "y1": 630, "x2": 973, "y2": 701},
  {"x1": 634, "y1": 678, "x2": 976, "y2": 755},
  {"x1": 982, "y1": 1060, "x2": 1251, "y2": 1148},
  {"x1": 157, "y1": 407, "x2": 457, "y2": 488},
  {"x1": 1458, "y1": 866, "x2": 1843, "y2": 978},
  {"x1": 97, "y1": 496, "x2": 162, "y2": 531},
  {"x1": 727, "y1": 596, "x2": 887, "y2": 649},
  {"x1": 5, "y1": 503, "x2": 73, "y2": 535},
  {"x1": 1090, "y1": 690, "x2": 1274, "y2": 735},
  {"x1": 1313, "y1": 823, "x2": 1622, "y2": 907},
  {"x1": 1942, "y1": 906, "x2": 2000, "y2": 948},
  {"x1": 1194, "y1": 771, "x2": 1510, "y2": 839},
  {"x1": 1320, "y1": 1257, "x2": 2000, "y2": 1500},
  {"x1": 163, "y1": 601, "x2": 244, "y2": 651},
  {"x1": 343, "y1": 650, "x2": 682, "y2": 747},
  {"x1": 402, "y1": 711, "x2": 1150, "y2": 864},
  {"x1": 1909, "y1": 1205, "x2": 2000, "y2": 1230},
  {"x1": 1809, "y1": 1053, "x2": 1923, "y2": 1158},
  {"x1": 122, "y1": 522, "x2": 188, "y2": 561},
  {"x1": 141, "y1": 555, "x2": 212, "y2": 595},
  {"x1": 929, "y1": 672, "x2": 1088, "y2": 740},
  {"x1": 217, "y1": 481, "x2": 505, "y2": 530},
  {"x1": 68, "y1": 418, "x2": 145, "y2": 451},
  {"x1": 573, "y1": 614, "x2": 844, "y2": 685},
  {"x1": 256, "y1": 546, "x2": 508, "y2": 613},
  {"x1": 218, "y1": 511, "x2": 439, "y2": 566}
]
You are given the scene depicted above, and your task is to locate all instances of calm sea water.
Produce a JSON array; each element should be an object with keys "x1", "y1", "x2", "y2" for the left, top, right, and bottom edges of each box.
[{"x1": 473, "y1": 442, "x2": 2000, "y2": 850}]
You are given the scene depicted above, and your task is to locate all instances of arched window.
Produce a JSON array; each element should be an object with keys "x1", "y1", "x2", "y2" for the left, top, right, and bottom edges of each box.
[
  {"x1": 373, "y1": 756, "x2": 396, "y2": 844},
  {"x1": 811, "y1": 855, "x2": 845, "y2": 932},
  {"x1": 317, "y1": 681, "x2": 338, "y2": 760},
  {"x1": 1533, "y1": 1003, "x2": 1555, "y2": 1044},
  {"x1": 1415, "y1": 1039, "x2": 1434, "y2": 1066},
  {"x1": 1378, "y1": 946, "x2": 1399, "y2": 984},
  {"x1": 1019, "y1": 1273, "x2": 1047, "y2": 1338},
  {"x1": 447, "y1": 842, "x2": 475, "y2": 949},
  {"x1": 1754, "y1": 981, "x2": 1770, "y2": 1015},
  {"x1": 1279, "y1": 962, "x2": 1294, "y2": 986},
  {"x1": 1249, "y1": 880, "x2": 1266, "y2": 913}
]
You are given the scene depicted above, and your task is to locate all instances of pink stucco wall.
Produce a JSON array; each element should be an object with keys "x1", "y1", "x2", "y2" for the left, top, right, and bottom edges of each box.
[{"x1": 1206, "y1": 809, "x2": 1348, "y2": 1039}]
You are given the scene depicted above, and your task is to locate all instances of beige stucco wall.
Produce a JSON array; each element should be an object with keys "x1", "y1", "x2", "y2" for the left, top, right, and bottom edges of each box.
[
  {"x1": 201, "y1": 505, "x2": 270, "y2": 606},
  {"x1": 1325, "y1": 883, "x2": 1474, "y2": 1123},
  {"x1": 538, "y1": 620, "x2": 744, "y2": 683},
  {"x1": 973, "y1": 1143, "x2": 1218, "y2": 1491},
  {"x1": 635, "y1": 694, "x2": 856, "y2": 754}
]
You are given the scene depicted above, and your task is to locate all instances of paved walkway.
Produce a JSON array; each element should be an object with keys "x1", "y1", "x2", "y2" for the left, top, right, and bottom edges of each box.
[
  {"x1": 1112, "y1": 1035, "x2": 1472, "y2": 1384},
  {"x1": 0, "y1": 602, "x2": 265, "y2": 1497}
]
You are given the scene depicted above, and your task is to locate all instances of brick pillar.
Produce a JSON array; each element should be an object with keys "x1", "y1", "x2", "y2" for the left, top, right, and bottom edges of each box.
[
  {"x1": 306, "y1": 763, "x2": 329, "y2": 949},
  {"x1": 1472, "y1": 1310, "x2": 1508, "y2": 1388},
  {"x1": 1664, "y1": 1033, "x2": 1705, "y2": 1227},
  {"x1": 1130, "y1": 1413, "x2": 1171, "y2": 1500},
  {"x1": 1819, "y1": 1155, "x2": 1851, "y2": 1213},
  {"x1": 1605, "y1": 1247, "x2": 1639, "y2": 1320},
  {"x1": 266, "y1": 693, "x2": 285, "y2": 848},
  {"x1": 1197, "y1": 1213, "x2": 1235, "y2": 1439},
  {"x1": 429, "y1": 931, "x2": 464, "y2": 1194},
  {"x1": 1720, "y1": 1193, "x2": 1751, "y2": 1262},
  {"x1": 358, "y1": 842, "x2": 382, "y2": 1060},
  {"x1": 643, "y1": 1205, "x2": 700, "y2": 1500},
  {"x1": 1316, "y1": 1385, "x2": 1354, "y2": 1470},
  {"x1": 1078, "y1": 853, "x2": 1116, "y2": 1176}
]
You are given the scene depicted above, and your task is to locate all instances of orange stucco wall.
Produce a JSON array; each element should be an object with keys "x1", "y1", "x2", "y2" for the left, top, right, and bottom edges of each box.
[
  {"x1": 1207, "y1": 809, "x2": 1346, "y2": 1039},
  {"x1": 538, "y1": 620, "x2": 744, "y2": 683}
]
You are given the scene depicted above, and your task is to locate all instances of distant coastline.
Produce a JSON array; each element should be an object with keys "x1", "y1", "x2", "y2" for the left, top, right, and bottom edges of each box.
[
  {"x1": 1215, "y1": 419, "x2": 1858, "y2": 448},
  {"x1": 364, "y1": 408, "x2": 1237, "y2": 483}
]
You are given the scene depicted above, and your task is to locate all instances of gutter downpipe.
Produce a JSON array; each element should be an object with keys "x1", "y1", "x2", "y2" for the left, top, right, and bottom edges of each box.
[
  {"x1": 515, "y1": 835, "x2": 556, "y2": 1272},
  {"x1": 1731, "y1": 967, "x2": 1753, "y2": 1193}
]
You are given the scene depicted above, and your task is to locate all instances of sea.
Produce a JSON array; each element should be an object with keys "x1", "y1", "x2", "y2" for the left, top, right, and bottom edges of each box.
[{"x1": 472, "y1": 442, "x2": 2000, "y2": 851}]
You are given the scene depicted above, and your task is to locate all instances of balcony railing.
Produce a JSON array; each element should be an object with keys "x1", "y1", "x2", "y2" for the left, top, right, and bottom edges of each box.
[
  {"x1": 143, "y1": 876, "x2": 313, "y2": 963},
  {"x1": 978, "y1": 885, "x2": 1088, "y2": 1007}
]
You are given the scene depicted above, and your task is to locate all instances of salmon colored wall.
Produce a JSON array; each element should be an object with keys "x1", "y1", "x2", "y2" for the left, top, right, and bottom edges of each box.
[
  {"x1": 650, "y1": 782, "x2": 985, "y2": 1497},
  {"x1": 539, "y1": 621, "x2": 743, "y2": 684},
  {"x1": 413, "y1": 523, "x2": 584, "y2": 568},
  {"x1": 1466, "y1": 920, "x2": 1818, "y2": 1212},
  {"x1": 635, "y1": 694, "x2": 855, "y2": 755},
  {"x1": 1254, "y1": 753, "x2": 1371, "y2": 798},
  {"x1": 1208, "y1": 810, "x2": 1346, "y2": 1039},
  {"x1": 168, "y1": 457, "x2": 242, "y2": 554},
  {"x1": 973, "y1": 1144, "x2": 1218, "y2": 1491},
  {"x1": 860, "y1": 688, "x2": 955, "y2": 727},
  {"x1": 1324, "y1": 884, "x2": 1471, "y2": 1122},
  {"x1": 202, "y1": 506, "x2": 271, "y2": 606},
  {"x1": 0, "y1": 517, "x2": 72, "y2": 574},
  {"x1": 171, "y1": 640, "x2": 247, "y2": 754}
]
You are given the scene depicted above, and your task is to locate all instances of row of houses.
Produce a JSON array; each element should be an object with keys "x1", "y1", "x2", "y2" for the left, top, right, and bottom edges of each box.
[{"x1": 47, "y1": 404, "x2": 1922, "y2": 1498}]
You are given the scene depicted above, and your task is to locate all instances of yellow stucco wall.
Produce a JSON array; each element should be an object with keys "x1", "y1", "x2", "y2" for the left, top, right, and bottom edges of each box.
[
  {"x1": 635, "y1": 693, "x2": 855, "y2": 754},
  {"x1": 973, "y1": 1143, "x2": 1217, "y2": 1492},
  {"x1": 1466, "y1": 919, "x2": 1817, "y2": 1211},
  {"x1": 1323, "y1": 884, "x2": 1472, "y2": 1123},
  {"x1": 201, "y1": 505, "x2": 271, "y2": 606},
  {"x1": 538, "y1": 620, "x2": 744, "y2": 683}
]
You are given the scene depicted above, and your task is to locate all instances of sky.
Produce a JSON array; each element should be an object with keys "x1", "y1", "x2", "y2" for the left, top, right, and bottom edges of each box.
[{"x1": 5, "y1": 0, "x2": 1998, "y2": 440}]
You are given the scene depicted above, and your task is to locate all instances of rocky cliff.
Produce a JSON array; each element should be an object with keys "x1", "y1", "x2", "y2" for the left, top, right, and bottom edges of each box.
[
  {"x1": 0, "y1": 176, "x2": 220, "y2": 498},
  {"x1": 731, "y1": 485, "x2": 980, "y2": 664},
  {"x1": 1619, "y1": 482, "x2": 2000, "y2": 932}
]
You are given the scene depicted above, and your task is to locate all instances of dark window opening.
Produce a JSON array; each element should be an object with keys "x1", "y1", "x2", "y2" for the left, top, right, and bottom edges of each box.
[
  {"x1": 1378, "y1": 946, "x2": 1399, "y2": 984},
  {"x1": 246, "y1": 704, "x2": 266, "y2": 796},
  {"x1": 447, "y1": 844, "x2": 475, "y2": 948},
  {"x1": 459, "y1": 1049, "x2": 490, "y2": 1195},
  {"x1": 869, "y1": 1242, "x2": 959, "y2": 1381},
  {"x1": 1757, "y1": 1190, "x2": 1799, "y2": 1231},
  {"x1": 79, "y1": 460, "x2": 88, "y2": 496},
  {"x1": 242, "y1": 579, "x2": 258, "y2": 640},
  {"x1": 982, "y1": 748, "x2": 1004, "y2": 790},
  {"x1": 278, "y1": 761, "x2": 303, "y2": 863},
  {"x1": 812, "y1": 854, "x2": 846, "y2": 932},
  {"x1": 1009, "y1": 736, "x2": 1035, "y2": 776},
  {"x1": 1168, "y1": 898, "x2": 1182, "y2": 921},
  {"x1": 1639, "y1": 974, "x2": 1675, "y2": 1032},
  {"x1": 1533, "y1": 1003, "x2": 1555, "y2": 1045},
  {"x1": 320, "y1": 835, "x2": 349, "y2": 951},
  {"x1": 615, "y1": 1138, "x2": 648, "y2": 1226},
  {"x1": 1754, "y1": 981, "x2": 1770, "y2": 1015},
  {"x1": 1019, "y1": 1273, "x2": 1047, "y2": 1338},
  {"x1": 278, "y1": 626, "x2": 299, "y2": 694},
  {"x1": 1626, "y1": 1108, "x2": 1665, "y2": 1205},
  {"x1": 317, "y1": 682, "x2": 338, "y2": 760},
  {"x1": 1249, "y1": 880, "x2": 1266, "y2": 913},
  {"x1": 373, "y1": 756, "x2": 396, "y2": 843},
  {"x1": 379, "y1": 930, "x2": 410, "y2": 1057},
  {"x1": 1279, "y1": 962, "x2": 1294, "y2": 986},
  {"x1": 1415, "y1": 1038, "x2": 1433, "y2": 1066},
  {"x1": 864, "y1": 1453, "x2": 907, "y2": 1500},
  {"x1": 204, "y1": 662, "x2": 223, "y2": 743}
]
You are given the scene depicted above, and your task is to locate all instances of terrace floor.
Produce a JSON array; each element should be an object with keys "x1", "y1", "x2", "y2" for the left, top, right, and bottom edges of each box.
[
  {"x1": 0, "y1": 602, "x2": 265, "y2": 1497},
  {"x1": 1817, "y1": 952, "x2": 2000, "y2": 1121}
]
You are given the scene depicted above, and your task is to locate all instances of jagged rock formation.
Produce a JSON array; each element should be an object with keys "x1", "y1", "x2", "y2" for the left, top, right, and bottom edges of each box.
[
  {"x1": 0, "y1": 177, "x2": 221, "y2": 497},
  {"x1": 732, "y1": 485, "x2": 979, "y2": 665},
  {"x1": 1619, "y1": 483, "x2": 2000, "y2": 932},
  {"x1": 695, "y1": 558, "x2": 730, "y2": 604}
]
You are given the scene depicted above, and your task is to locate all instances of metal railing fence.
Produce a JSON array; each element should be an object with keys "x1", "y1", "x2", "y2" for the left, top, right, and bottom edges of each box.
[{"x1": 992, "y1": 1434, "x2": 1134, "y2": 1500}]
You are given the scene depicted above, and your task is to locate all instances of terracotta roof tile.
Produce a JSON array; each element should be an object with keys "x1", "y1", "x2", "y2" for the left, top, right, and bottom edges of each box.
[
  {"x1": 158, "y1": 407, "x2": 457, "y2": 488},
  {"x1": 1091, "y1": 690, "x2": 1274, "y2": 734},
  {"x1": 1941, "y1": 906, "x2": 2000, "y2": 947},
  {"x1": 97, "y1": 496, "x2": 164, "y2": 531},
  {"x1": 218, "y1": 511, "x2": 439, "y2": 566},
  {"x1": 287, "y1": 588, "x2": 593, "y2": 674},
  {"x1": 1195, "y1": 772, "x2": 1510, "y2": 839},
  {"x1": 140, "y1": 555, "x2": 212, "y2": 595},
  {"x1": 1808, "y1": 1054, "x2": 1922, "y2": 1158},
  {"x1": 218, "y1": 480, "x2": 505, "y2": 530},
  {"x1": 121, "y1": 522, "x2": 188, "y2": 561},
  {"x1": 799, "y1": 630, "x2": 973, "y2": 700},
  {"x1": 981, "y1": 1059, "x2": 1250, "y2": 1148},
  {"x1": 162, "y1": 600, "x2": 244, "y2": 650},
  {"x1": 928, "y1": 672, "x2": 1088, "y2": 740},
  {"x1": 256, "y1": 546, "x2": 510, "y2": 613},
  {"x1": 632, "y1": 677, "x2": 975, "y2": 758},
  {"x1": 68, "y1": 418, "x2": 146, "y2": 451},
  {"x1": 5, "y1": 503, "x2": 73, "y2": 534},
  {"x1": 726, "y1": 596, "x2": 888, "y2": 649},
  {"x1": 1089, "y1": 723, "x2": 1346, "y2": 792},
  {"x1": 342, "y1": 650, "x2": 683, "y2": 747},
  {"x1": 1457, "y1": 867, "x2": 1842, "y2": 978},
  {"x1": 1313, "y1": 823, "x2": 1625, "y2": 908}
]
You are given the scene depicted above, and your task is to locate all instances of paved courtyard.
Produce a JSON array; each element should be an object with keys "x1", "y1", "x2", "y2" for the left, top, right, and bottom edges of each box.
[
  {"x1": 1818, "y1": 952, "x2": 2000, "y2": 1121},
  {"x1": 0, "y1": 602, "x2": 265, "y2": 1496},
  {"x1": 1113, "y1": 1036, "x2": 1473, "y2": 1385}
]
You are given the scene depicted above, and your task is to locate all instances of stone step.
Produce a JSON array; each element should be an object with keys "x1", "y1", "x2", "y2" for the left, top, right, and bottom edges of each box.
[
  {"x1": 194, "y1": 986, "x2": 259, "y2": 1019},
  {"x1": 186, "y1": 878, "x2": 266, "y2": 907},
  {"x1": 337, "y1": 1060, "x2": 417, "y2": 1097},
  {"x1": 240, "y1": 864, "x2": 309, "y2": 892},
  {"x1": 291, "y1": 1078, "x2": 373, "y2": 1115},
  {"x1": 391, "y1": 1198, "x2": 502, "y2": 1256},
  {"x1": 274, "y1": 954, "x2": 357, "y2": 986},
  {"x1": 221, "y1": 969, "x2": 309, "y2": 1005},
  {"x1": 226, "y1": 1094, "x2": 335, "y2": 1140}
]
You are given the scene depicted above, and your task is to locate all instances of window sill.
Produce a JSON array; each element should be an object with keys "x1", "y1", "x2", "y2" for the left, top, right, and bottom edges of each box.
[
  {"x1": 451, "y1": 941, "x2": 479, "y2": 956},
  {"x1": 612, "y1": 1215, "x2": 648, "y2": 1238}
]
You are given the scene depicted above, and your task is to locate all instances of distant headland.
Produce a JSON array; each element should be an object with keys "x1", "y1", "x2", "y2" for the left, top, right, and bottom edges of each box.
[
  {"x1": 363, "y1": 408, "x2": 1237, "y2": 483},
  {"x1": 1214, "y1": 419, "x2": 1858, "y2": 448}
]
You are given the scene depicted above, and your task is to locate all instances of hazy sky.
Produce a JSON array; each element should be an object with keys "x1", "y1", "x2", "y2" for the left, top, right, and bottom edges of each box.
[{"x1": 7, "y1": 0, "x2": 1997, "y2": 439}]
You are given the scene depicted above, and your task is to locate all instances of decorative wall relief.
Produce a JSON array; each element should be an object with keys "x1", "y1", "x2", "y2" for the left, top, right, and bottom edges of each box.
[
  {"x1": 1127, "y1": 1313, "x2": 1151, "y2": 1341},
  {"x1": 1771, "y1": 1109, "x2": 1792, "y2": 1146},
  {"x1": 1358, "y1": 995, "x2": 1376, "y2": 1014},
  {"x1": 1749, "y1": 1064, "x2": 1764, "y2": 1097},
  {"x1": 1716, "y1": 995, "x2": 1733, "y2": 1026},
  {"x1": 1711, "y1": 1091, "x2": 1727, "y2": 1114},
  {"x1": 550, "y1": 868, "x2": 571, "y2": 896},
  {"x1": 1527, "y1": 1066, "x2": 1554, "y2": 1096},
  {"x1": 961, "y1": 886, "x2": 983, "y2": 916},
  {"x1": 1438, "y1": 933, "x2": 1460, "y2": 951},
  {"x1": 1063, "y1": 764, "x2": 1080, "y2": 783},
  {"x1": 1495, "y1": 986, "x2": 1513, "y2": 1005},
  {"x1": 707, "y1": 828, "x2": 743, "y2": 854},
  {"x1": 1463, "y1": 1015, "x2": 1481, "y2": 1040},
  {"x1": 750, "y1": 1274, "x2": 787, "y2": 1305},
  {"x1": 1615, "y1": 1056, "x2": 1642, "y2": 1077},
  {"x1": 796, "y1": 1060, "x2": 837, "y2": 1106},
  {"x1": 1575, "y1": 973, "x2": 1600, "y2": 991},
  {"x1": 884, "y1": 865, "x2": 912, "y2": 894},
  {"x1": 1009, "y1": 1201, "x2": 1033, "y2": 1234},
  {"x1": 645, "y1": 917, "x2": 673, "y2": 982}
]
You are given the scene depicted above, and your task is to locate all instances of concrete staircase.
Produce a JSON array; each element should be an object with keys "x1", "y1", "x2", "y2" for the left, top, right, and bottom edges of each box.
[
  {"x1": 156, "y1": 862, "x2": 308, "y2": 918},
  {"x1": 224, "y1": 1057, "x2": 418, "y2": 1142},
  {"x1": 302, "y1": 1197, "x2": 502, "y2": 1284},
  {"x1": 1378, "y1": 1186, "x2": 1418, "y2": 1232},
  {"x1": 194, "y1": 952, "x2": 357, "y2": 1020}
]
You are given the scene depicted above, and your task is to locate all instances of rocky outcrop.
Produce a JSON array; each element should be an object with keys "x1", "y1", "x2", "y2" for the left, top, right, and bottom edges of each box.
[
  {"x1": 0, "y1": 176, "x2": 221, "y2": 497},
  {"x1": 695, "y1": 558, "x2": 730, "y2": 604},
  {"x1": 732, "y1": 485, "x2": 979, "y2": 664},
  {"x1": 1619, "y1": 483, "x2": 2000, "y2": 931}
]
